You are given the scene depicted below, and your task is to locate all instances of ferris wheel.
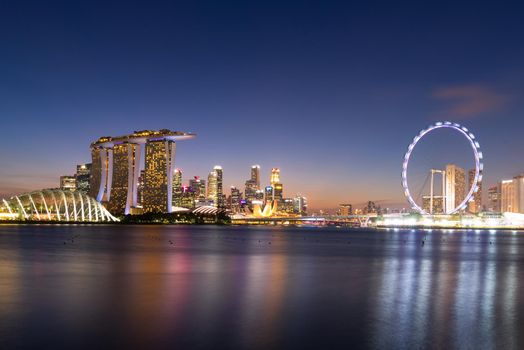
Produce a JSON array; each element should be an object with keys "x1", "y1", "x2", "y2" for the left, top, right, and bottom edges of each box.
[{"x1": 401, "y1": 122, "x2": 483, "y2": 215}]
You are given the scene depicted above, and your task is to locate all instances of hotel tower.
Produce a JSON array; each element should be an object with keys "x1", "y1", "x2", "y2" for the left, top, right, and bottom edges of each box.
[{"x1": 89, "y1": 129, "x2": 195, "y2": 215}]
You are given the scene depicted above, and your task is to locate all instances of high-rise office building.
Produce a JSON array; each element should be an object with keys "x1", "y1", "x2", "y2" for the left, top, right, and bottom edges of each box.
[
  {"x1": 207, "y1": 170, "x2": 218, "y2": 206},
  {"x1": 280, "y1": 198, "x2": 295, "y2": 214},
  {"x1": 264, "y1": 186, "x2": 273, "y2": 203},
  {"x1": 251, "y1": 165, "x2": 260, "y2": 189},
  {"x1": 244, "y1": 165, "x2": 261, "y2": 206},
  {"x1": 445, "y1": 164, "x2": 466, "y2": 213},
  {"x1": 269, "y1": 168, "x2": 283, "y2": 206},
  {"x1": 467, "y1": 169, "x2": 482, "y2": 213},
  {"x1": 75, "y1": 163, "x2": 91, "y2": 194},
  {"x1": 270, "y1": 168, "x2": 280, "y2": 185},
  {"x1": 179, "y1": 185, "x2": 195, "y2": 209},
  {"x1": 230, "y1": 186, "x2": 242, "y2": 213},
  {"x1": 339, "y1": 204, "x2": 353, "y2": 216},
  {"x1": 273, "y1": 183, "x2": 283, "y2": 203},
  {"x1": 214, "y1": 166, "x2": 224, "y2": 208},
  {"x1": 60, "y1": 175, "x2": 76, "y2": 192},
  {"x1": 488, "y1": 185, "x2": 501, "y2": 212},
  {"x1": 500, "y1": 179, "x2": 516, "y2": 213},
  {"x1": 364, "y1": 201, "x2": 378, "y2": 214},
  {"x1": 189, "y1": 176, "x2": 206, "y2": 201},
  {"x1": 294, "y1": 196, "x2": 308, "y2": 215},
  {"x1": 172, "y1": 169, "x2": 182, "y2": 207},
  {"x1": 244, "y1": 179, "x2": 257, "y2": 203}
]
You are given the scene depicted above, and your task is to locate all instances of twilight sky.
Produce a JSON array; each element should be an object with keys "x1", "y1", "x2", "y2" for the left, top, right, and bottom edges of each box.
[{"x1": 0, "y1": 0, "x2": 523, "y2": 210}]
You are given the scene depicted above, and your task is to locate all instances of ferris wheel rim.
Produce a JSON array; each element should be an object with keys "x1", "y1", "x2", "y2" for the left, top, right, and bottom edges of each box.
[{"x1": 401, "y1": 121, "x2": 483, "y2": 215}]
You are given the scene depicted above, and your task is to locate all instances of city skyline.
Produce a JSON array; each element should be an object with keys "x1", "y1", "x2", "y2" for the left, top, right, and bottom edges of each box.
[{"x1": 1, "y1": 2, "x2": 524, "y2": 210}]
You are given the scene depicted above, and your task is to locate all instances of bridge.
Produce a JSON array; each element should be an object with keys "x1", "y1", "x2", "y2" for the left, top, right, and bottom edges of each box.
[{"x1": 230, "y1": 214, "x2": 377, "y2": 226}]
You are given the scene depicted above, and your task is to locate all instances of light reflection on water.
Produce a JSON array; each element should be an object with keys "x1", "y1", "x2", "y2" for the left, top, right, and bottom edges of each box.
[{"x1": 0, "y1": 225, "x2": 523, "y2": 349}]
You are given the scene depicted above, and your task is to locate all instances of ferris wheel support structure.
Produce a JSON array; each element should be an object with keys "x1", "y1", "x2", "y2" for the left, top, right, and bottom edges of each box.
[{"x1": 402, "y1": 122, "x2": 483, "y2": 215}]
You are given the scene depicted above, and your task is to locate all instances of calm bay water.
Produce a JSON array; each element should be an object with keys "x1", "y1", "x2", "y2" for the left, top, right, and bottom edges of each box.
[{"x1": 1, "y1": 225, "x2": 524, "y2": 349}]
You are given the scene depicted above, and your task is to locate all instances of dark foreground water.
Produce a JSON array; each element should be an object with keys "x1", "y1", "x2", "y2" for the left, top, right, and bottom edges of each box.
[{"x1": 1, "y1": 225, "x2": 524, "y2": 349}]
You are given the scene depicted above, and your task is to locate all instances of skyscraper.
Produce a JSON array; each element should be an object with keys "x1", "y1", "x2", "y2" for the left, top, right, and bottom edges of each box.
[
  {"x1": 172, "y1": 169, "x2": 182, "y2": 207},
  {"x1": 229, "y1": 186, "x2": 241, "y2": 214},
  {"x1": 270, "y1": 168, "x2": 280, "y2": 185},
  {"x1": 339, "y1": 204, "x2": 353, "y2": 216},
  {"x1": 294, "y1": 195, "x2": 308, "y2": 215},
  {"x1": 264, "y1": 186, "x2": 273, "y2": 203},
  {"x1": 500, "y1": 179, "x2": 516, "y2": 213},
  {"x1": 143, "y1": 140, "x2": 176, "y2": 213},
  {"x1": 467, "y1": 168, "x2": 482, "y2": 213},
  {"x1": 179, "y1": 185, "x2": 195, "y2": 209},
  {"x1": 75, "y1": 163, "x2": 91, "y2": 194},
  {"x1": 214, "y1": 165, "x2": 224, "y2": 208},
  {"x1": 207, "y1": 170, "x2": 218, "y2": 206},
  {"x1": 60, "y1": 175, "x2": 76, "y2": 191},
  {"x1": 245, "y1": 165, "x2": 261, "y2": 205},
  {"x1": 89, "y1": 130, "x2": 195, "y2": 215},
  {"x1": 108, "y1": 143, "x2": 140, "y2": 215},
  {"x1": 189, "y1": 176, "x2": 206, "y2": 201},
  {"x1": 445, "y1": 164, "x2": 466, "y2": 213},
  {"x1": 273, "y1": 183, "x2": 283, "y2": 203},
  {"x1": 270, "y1": 168, "x2": 283, "y2": 205},
  {"x1": 513, "y1": 174, "x2": 524, "y2": 213},
  {"x1": 488, "y1": 185, "x2": 501, "y2": 212},
  {"x1": 251, "y1": 165, "x2": 260, "y2": 189}
]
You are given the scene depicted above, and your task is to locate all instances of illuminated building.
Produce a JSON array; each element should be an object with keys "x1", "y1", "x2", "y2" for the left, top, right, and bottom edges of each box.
[
  {"x1": 280, "y1": 198, "x2": 295, "y2": 214},
  {"x1": 488, "y1": 185, "x2": 501, "y2": 212},
  {"x1": 89, "y1": 146, "x2": 108, "y2": 199},
  {"x1": 0, "y1": 189, "x2": 118, "y2": 222},
  {"x1": 269, "y1": 167, "x2": 283, "y2": 205},
  {"x1": 251, "y1": 165, "x2": 260, "y2": 189},
  {"x1": 501, "y1": 179, "x2": 516, "y2": 212},
  {"x1": 445, "y1": 164, "x2": 466, "y2": 213},
  {"x1": 60, "y1": 175, "x2": 76, "y2": 192},
  {"x1": 137, "y1": 169, "x2": 145, "y2": 206},
  {"x1": 189, "y1": 176, "x2": 206, "y2": 201},
  {"x1": 143, "y1": 140, "x2": 175, "y2": 213},
  {"x1": 468, "y1": 168, "x2": 482, "y2": 213},
  {"x1": 264, "y1": 186, "x2": 273, "y2": 203},
  {"x1": 172, "y1": 169, "x2": 182, "y2": 206},
  {"x1": 179, "y1": 186, "x2": 195, "y2": 209},
  {"x1": 270, "y1": 168, "x2": 280, "y2": 185},
  {"x1": 294, "y1": 195, "x2": 308, "y2": 215},
  {"x1": 89, "y1": 129, "x2": 195, "y2": 215},
  {"x1": 229, "y1": 186, "x2": 241, "y2": 213},
  {"x1": 363, "y1": 201, "x2": 378, "y2": 214},
  {"x1": 244, "y1": 165, "x2": 261, "y2": 206},
  {"x1": 75, "y1": 163, "x2": 91, "y2": 193},
  {"x1": 207, "y1": 170, "x2": 218, "y2": 206},
  {"x1": 108, "y1": 143, "x2": 139, "y2": 214},
  {"x1": 513, "y1": 174, "x2": 524, "y2": 213},
  {"x1": 273, "y1": 183, "x2": 283, "y2": 203},
  {"x1": 422, "y1": 196, "x2": 444, "y2": 214},
  {"x1": 255, "y1": 189, "x2": 264, "y2": 201},
  {"x1": 339, "y1": 204, "x2": 353, "y2": 216},
  {"x1": 214, "y1": 166, "x2": 224, "y2": 208}
]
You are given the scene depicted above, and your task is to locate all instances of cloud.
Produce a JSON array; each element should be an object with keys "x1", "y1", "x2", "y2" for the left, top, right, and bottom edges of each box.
[{"x1": 432, "y1": 84, "x2": 510, "y2": 119}]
